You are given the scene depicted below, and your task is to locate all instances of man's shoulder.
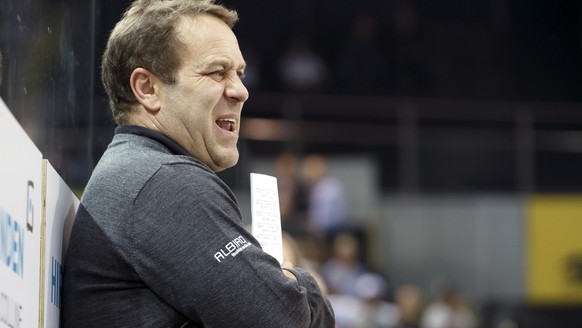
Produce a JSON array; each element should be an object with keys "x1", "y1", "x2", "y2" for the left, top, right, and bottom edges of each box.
[
  {"x1": 84, "y1": 134, "x2": 204, "y2": 199},
  {"x1": 144, "y1": 159, "x2": 225, "y2": 196},
  {"x1": 101, "y1": 132, "x2": 209, "y2": 174}
]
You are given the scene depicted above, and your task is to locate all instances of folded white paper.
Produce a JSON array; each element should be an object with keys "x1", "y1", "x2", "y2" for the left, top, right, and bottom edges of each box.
[{"x1": 250, "y1": 173, "x2": 283, "y2": 265}]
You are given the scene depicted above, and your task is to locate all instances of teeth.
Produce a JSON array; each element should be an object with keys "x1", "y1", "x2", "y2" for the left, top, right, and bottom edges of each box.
[{"x1": 217, "y1": 118, "x2": 236, "y2": 132}]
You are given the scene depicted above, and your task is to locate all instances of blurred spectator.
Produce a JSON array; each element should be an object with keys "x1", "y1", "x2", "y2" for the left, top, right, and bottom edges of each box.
[
  {"x1": 274, "y1": 151, "x2": 309, "y2": 234},
  {"x1": 327, "y1": 293, "x2": 367, "y2": 328},
  {"x1": 334, "y1": 14, "x2": 388, "y2": 94},
  {"x1": 282, "y1": 231, "x2": 328, "y2": 294},
  {"x1": 301, "y1": 154, "x2": 346, "y2": 236},
  {"x1": 328, "y1": 271, "x2": 400, "y2": 328},
  {"x1": 395, "y1": 284, "x2": 424, "y2": 328},
  {"x1": 356, "y1": 272, "x2": 400, "y2": 328},
  {"x1": 420, "y1": 279, "x2": 477, "y2": 328},
  {"x1": 321, "y1": 232, "x2": 366, "y2": 296},
  {"x1": 278, "y1": 35, "x2": 328, "y2": 92}
]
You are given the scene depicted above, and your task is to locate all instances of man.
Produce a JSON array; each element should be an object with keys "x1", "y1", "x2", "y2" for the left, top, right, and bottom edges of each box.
[{"x1": 61, "y1": 1, "x2": 335, "y2": 327}]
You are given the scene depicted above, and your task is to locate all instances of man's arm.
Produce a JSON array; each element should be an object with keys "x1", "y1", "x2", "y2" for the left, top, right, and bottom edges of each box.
[{"x1": 130, "y1": 162, "x2": 335, "y2": 327}]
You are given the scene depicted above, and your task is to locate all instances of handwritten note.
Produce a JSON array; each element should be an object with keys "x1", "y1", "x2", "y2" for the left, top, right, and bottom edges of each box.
[{"x1": 250, "y1": 173, "x2": 283, "y2": 265}]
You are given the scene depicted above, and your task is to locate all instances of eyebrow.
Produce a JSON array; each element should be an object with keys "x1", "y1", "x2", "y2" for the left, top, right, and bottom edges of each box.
[{"x1": 204, "y1": 59, "x2": 247, "y2": 71}]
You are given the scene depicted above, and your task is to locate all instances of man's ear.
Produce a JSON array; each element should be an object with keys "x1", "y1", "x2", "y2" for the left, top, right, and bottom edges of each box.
[{"x1": 130, "y1": 68, "x2": 161, "y2": 113}]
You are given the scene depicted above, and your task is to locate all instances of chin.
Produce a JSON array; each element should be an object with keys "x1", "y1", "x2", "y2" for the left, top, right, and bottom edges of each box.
[{"x1": 213, "y1": 152, "x2": 239, "y2": 172}]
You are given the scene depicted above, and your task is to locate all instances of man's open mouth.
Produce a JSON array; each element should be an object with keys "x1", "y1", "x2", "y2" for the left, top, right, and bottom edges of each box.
[{"x1": 216, "y1": 118, "x2": 236, "y2": 132}]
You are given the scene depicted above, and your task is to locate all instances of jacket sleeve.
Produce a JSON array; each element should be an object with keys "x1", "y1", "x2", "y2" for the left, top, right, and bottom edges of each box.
[{"x1": 129, "y1": 162, "x2": 335, "y2": 327}]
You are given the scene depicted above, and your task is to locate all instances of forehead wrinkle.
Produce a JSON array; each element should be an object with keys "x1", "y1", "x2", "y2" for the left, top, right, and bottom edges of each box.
[
  {"x1": 176, "y1": 15, "x2": 246, "y2": 73},
  {"x1": 200, "y1": 57, "x2": 247, "y2": 71}
]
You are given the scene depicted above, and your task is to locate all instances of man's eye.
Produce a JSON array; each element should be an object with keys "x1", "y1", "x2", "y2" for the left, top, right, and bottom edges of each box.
[
  {"x1": 210, "y1": 70, "x2": 225, "y2": 77},
  {"x1": 237, "y1": 71, "x2": 246, "y2": 79}
]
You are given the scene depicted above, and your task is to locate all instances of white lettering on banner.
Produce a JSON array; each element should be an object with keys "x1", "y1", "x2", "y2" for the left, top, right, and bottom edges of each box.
[
  {"x1": 214, "y1": 236, "x2": 250, "y2": 262},
  {"x1": 0, "y1": 292, "x2": 22, "y2": 328},
  {"x1": 0, "y1": 207, "x2": 25, "y2": 278},
  {"x1": 51, "y1": 256, "x2": 63, "y2": 309}
]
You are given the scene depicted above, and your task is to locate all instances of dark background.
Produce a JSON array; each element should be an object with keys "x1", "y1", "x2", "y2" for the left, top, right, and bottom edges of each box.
[
  {"x1": 2, "y1": 1, "x2": 582, "y2": 326},
  {"x1": 2, "y1": 0, "x2": 581, "y2": 193}
]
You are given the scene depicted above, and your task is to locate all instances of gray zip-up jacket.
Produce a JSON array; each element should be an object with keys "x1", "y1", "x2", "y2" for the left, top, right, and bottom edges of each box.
[{"x1": 61, "y1": 126, "x2": 335, "y2": 327}]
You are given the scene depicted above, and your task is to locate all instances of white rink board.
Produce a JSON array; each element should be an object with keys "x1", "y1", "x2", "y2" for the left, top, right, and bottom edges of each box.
[
  {"x1": 0, "y1": 98, "x2": 43, "y2": 327},
  {"x1": 40, "y1": 160, "x2": 79, "y2": 328}
]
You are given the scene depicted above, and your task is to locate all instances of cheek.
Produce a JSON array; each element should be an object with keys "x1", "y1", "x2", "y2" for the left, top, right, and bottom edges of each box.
[{"x1": 173, "y1": 83, "x2": 224, "y2": 127}]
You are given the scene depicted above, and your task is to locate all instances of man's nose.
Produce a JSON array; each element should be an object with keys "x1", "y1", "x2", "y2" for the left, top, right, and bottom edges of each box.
[{"x1": 225, "y1": 75, "x2": 249, "y2": 102}]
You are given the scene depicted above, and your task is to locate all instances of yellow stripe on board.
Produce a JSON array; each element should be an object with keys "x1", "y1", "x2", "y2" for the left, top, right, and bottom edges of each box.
[{"x1": 527, "y1": 195, "x2": 582, "y2": 304}]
